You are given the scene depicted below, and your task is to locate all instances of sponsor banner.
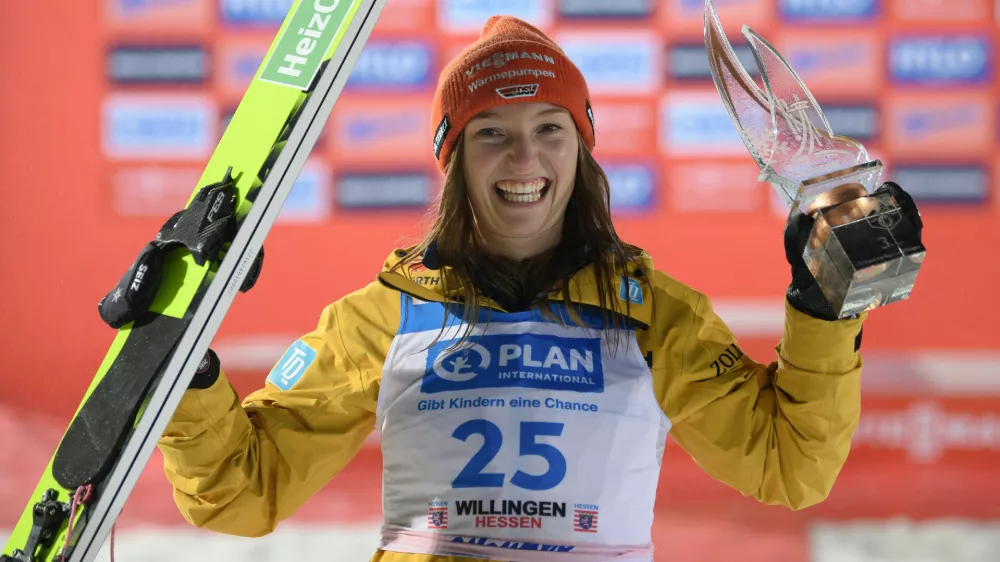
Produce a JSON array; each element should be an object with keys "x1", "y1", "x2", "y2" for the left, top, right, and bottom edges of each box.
[
  {"x1": 345, "y1": 40, "x2": 435, "y2": 90},
  {"x1": 889, "y1": 165, "x2": 988, "y2": 203},
  {"x1": 775, "y1": 30, "x2": 881, "y2": 98},
  {"x1": 588, "y1": 98, "x2": 657, "y2": 155},
  {"x1": 216, "y1": 36, "x2": 270, "y2": 100},
  {"x1": 439, "y1": 0, "x2": 553, "y2": 34},
  {"x1": 667, "y1": 160, "x2": 763, "y2": 212},
  {"x1": 111, "y1": 165, "x2": 204, "y2": 216},
  {"x1": 667, "y1": 43, "x2": 759, "y2": 82},
  {"x1": 821, "y1": 104, "x2": 879, "y2": 142},
  {"x1": 219, "y1": 0, "x2": 294, "y2": 26},
  {"x1": 107, "y1": 45, "x2": 209, "y2": 84},
  {"x1": 556, "y1": 0, "x2": 654, "y2": 18},
  {"x1": 887, "y1": 0, "x2": 991, "y2": 22},
  {"x1": 604, "y1": 163, "x2": 656, "y2": 213},
  {"x1": 661, "y1": 0, "x2": 773, "y2": 37},
  {"x1": 277, "y1": 159, "x2": 332, "y2": 223},
  {"x1": 883, "y1": 92, "x2": 994, "y2": 159},
  {"x1": 889, "y1": 35, "x2": 992, "y2": 85},
  {"x1": 103, "y1": 0, "x2": 212, "y2": 32},
  {"x1": 659, "y1": 91, "x2": 747, "y2": 156},
  {"x1": 851, "y1": 396, "x2": 1000, "y2": 465},
  {"x1": 327, "y1": 96, "x2": 430, "y2": 167},
  {"x1": 555, "y1": 32, "x2": 659, "y2": 94},
  {"x1": 367, "y1": 0, "x2": 434, "y2": 32},
  {"x1": 778, "y1": 0, "x2": 879, "y2": 21},
  {"x1": 335, "y1": 172, "x2": 435, "y2": 209},
  {"x1": 102, "y1": 94, "x2": 216, "y2": 160}
]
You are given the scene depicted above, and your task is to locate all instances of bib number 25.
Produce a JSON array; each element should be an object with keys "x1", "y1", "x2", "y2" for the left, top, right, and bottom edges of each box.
[{"x1": 451, "y1": 419, "x2": 566, "y2": 491}]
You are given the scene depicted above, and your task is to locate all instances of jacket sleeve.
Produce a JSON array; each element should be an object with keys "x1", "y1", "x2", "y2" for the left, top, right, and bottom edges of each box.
[
  {"x1": 642, "y1": 270, "x2": 866, "y2": 510},
  {"x1": 156, "y1": 281, "x2": 398, "y2": 537}
]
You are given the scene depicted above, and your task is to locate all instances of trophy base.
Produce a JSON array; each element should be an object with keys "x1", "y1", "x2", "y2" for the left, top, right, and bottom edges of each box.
[{"x1": 803, "y1": 190, "x2": 926, "y2": 319}]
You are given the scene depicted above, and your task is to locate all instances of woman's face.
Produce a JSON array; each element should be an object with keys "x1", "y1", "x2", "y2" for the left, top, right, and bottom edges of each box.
[{"x1": 462, "y1": 102, "x2": 579, "y2": 259}]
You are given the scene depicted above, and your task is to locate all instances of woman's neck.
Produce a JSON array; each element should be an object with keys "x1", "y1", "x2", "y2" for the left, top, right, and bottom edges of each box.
[{"x1": 480, "y1": 222, "x2": 563, "y2": 261}]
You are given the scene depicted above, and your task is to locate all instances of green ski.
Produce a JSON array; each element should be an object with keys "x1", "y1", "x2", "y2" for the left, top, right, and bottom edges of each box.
[{"x1": 1, "y1": 1, "x2": 386, "y2": 560}]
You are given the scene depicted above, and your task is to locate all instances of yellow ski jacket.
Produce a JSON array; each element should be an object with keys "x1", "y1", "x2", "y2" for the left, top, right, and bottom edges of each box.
[{"x1": 157, "y1": 248, "x2": 866, "y2": 562}]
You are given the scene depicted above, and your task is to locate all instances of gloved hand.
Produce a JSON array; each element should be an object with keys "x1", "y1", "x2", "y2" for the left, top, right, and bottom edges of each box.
[
  {"x1": 189, "y1": 348, "x2": 222, "y2": 389},
  {"x1": 783, "y1": 181, "x2": 923, "y2": 322}
]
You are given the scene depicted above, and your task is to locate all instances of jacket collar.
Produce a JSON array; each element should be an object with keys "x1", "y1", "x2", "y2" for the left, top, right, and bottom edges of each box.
[{"x1": 376, "y1": 246, "x2": 652, "y2": 329}]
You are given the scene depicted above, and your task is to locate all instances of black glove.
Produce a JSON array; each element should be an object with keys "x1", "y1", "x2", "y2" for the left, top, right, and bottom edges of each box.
[
  {"x1": 189, "y1": 348, "x2": 221, "y2": 389},
  {"x1": 783, "y1": 181, "x2": 923, "y2": 322}
]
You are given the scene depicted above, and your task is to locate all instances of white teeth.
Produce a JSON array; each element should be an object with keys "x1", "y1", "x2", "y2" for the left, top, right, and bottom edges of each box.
[
  {"x1": 495, "y1": 179, "x2": 547, "y2": 203},
  {"x1": 504, "y1": 191, "x2": 542, "y2": 203}
]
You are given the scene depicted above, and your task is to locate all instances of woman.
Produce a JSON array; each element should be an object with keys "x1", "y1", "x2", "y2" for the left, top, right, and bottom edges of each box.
[{"x1": 157, "y1": 15, "x2": 922, "y2": 562}]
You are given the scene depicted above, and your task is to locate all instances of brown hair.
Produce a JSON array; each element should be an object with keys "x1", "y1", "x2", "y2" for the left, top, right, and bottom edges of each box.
[{"x1": 390, "y1": 130, "x2": 648, "y2": 349}]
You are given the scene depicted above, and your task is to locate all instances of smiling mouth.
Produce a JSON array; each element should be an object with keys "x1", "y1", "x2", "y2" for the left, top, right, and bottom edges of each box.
[{"x1": 494, "y1": 178, "x2": 550, "y2": 204}]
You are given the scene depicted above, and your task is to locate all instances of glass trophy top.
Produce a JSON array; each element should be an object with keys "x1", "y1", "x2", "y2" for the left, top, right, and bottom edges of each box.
[{"x1": 703, "y1": 0, "x2": 880, "y2": 212}]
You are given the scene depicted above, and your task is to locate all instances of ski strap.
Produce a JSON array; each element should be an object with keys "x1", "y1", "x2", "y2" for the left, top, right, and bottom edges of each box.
[{"x1": 97, "y1": 168, "x2": 263, "y2": 329}]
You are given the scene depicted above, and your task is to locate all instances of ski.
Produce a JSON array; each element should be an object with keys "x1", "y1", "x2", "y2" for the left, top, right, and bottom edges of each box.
[{"x1": 2, "y1": 1, "x2": 387, "y2": 561}]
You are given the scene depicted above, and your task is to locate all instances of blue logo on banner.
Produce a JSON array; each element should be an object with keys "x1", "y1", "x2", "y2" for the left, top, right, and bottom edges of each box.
[
  {"x1": 104, "y1": 98, "x2": 213, "y2": 158},
  {"x1": 560, "y1": 38, "x2": 655, "y2": 92},
  {"x1": 889, "y1": 37, "x2": 991, "y2": 84},
  {"x1": 606, "y1": 164, "x2": 654, "y2": 212},
  {"x1": 779, "y1": 0, "x2": 877, "y2": 20},
  {"x1": 343, "y1": 112, "x2": 423, "y2": 144},
  {"x1": 116, "y1": 0, "x2": 199, "y2": 12},
  {"x1": 220, "y1": 0, "x2": 294, "y2": 25},
  {"x1": 422, "y1": 334, "x2": 605, "y2": 394},
  {"x1": 441, "y1": 0, "x2": 547, "y2": 30},
  {"x1": 901, "y1": 106, "x2": 980, "y2": 137},
  {"x1": 346, "y1": 41, "x2": 433, "y2": 89},
  {"x1": 278, "y1": 164, "x2": 329, "y2": 222},
  {"x1": 229, "y1": 49, "x2": 265, "y2": 85},
  {"x1": 267, "y1": 340, "x2": 317, "y2": 390},
  {"x1": 788, "y1": 44, "x2": 869, "y2": 73},
  {"x1": 661, "y1": 98, "x2": 745, "y2": 153}
]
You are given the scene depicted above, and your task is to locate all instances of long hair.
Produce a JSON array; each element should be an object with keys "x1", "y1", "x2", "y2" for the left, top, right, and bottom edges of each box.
[{"x1": 389, "y1": 130, "x2": 648, "y2": 349}]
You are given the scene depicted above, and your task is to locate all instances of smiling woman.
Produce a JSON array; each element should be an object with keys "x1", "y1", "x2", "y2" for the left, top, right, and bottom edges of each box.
[{"x1": 155, "y1": 13, "x2": 925, "y2": 562}]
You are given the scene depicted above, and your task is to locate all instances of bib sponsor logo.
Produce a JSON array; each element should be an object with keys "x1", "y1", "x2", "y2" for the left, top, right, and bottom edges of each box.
[
  {"x1": 422, "y1": 334, "x2": 605, "y2": 394},
  {"x1": 428, "y1": 500, "x2": 448, "y2": 529},
  {"x1": 573, "y1": 503, "x2": 599, "y2": 533},
  {"x1": 449, "y1": 536, "x2": 575, "y2": 553},
  {"x1": 455, "y1": 499, "x2": 567, "y2": 530}
]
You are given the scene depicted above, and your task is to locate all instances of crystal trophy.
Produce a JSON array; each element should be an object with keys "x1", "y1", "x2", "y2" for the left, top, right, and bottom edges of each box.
[{"x1": 703, "y1": 0, "x2": 926, "y2": 318}]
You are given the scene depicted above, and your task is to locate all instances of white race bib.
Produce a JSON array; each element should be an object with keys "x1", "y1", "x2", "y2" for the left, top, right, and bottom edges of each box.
[{"x1": 376, "y1": 296, "x2": 670, "y2": 560}]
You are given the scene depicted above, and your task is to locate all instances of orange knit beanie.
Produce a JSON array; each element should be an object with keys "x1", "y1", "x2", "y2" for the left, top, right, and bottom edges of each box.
[{"x1": 430, "y1": 15, "x2": 596, "y2": 174}]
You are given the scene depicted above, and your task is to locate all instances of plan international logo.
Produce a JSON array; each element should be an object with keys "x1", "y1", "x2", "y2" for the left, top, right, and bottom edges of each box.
[{"x1": 421, "y1": 334, "x2": 605, "y2": 394}]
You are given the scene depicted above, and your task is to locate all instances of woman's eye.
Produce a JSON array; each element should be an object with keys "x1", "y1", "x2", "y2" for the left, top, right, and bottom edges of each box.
[
  {"x1": 476, "y1": 127, "x2": 502, "y2": 138},
  {"x1": 540, "y1": 123, "x2": 563, "y2": 133}
]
